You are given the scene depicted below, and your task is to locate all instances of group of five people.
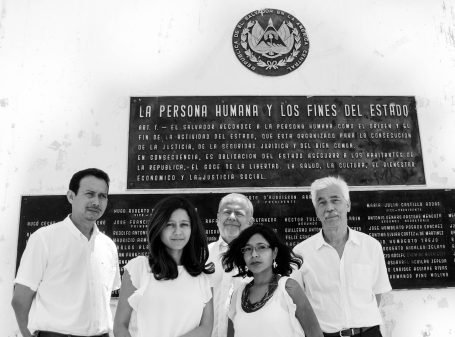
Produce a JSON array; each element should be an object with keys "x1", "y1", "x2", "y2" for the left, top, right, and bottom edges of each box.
[{"x1": 12, "y1": 168, "x2": 391, "y2": 337}]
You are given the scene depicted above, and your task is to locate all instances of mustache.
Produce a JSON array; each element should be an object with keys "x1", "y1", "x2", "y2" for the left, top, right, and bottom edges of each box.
[
  {"x1": 223, "y1": 218, "x2": 239, "y2": 223},
  {"x1": 223, "y1": 221, "x2": 240, "y2": 226}
]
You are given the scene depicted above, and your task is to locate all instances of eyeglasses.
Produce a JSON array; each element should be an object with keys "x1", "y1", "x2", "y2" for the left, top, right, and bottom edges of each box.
[
  {"x1": 240, "y1": 243, "x2": 271, "y2": 255},
  {"x1": 219, "y1": 209, "x2": 246, "y2": 219}
]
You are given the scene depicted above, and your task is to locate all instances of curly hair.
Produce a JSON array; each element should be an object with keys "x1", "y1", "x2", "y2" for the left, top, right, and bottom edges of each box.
[
  {"x1": 222, "y1": 224, "x2": 302, "y2": 277},
  {"x1": 147, "y1": 195, "x2": 214, "y2": 280}
]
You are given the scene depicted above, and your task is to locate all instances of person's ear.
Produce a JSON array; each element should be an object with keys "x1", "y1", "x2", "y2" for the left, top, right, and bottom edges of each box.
[
  {"x1": 248, "y1": 217, "x2": 254, "y2": 226},
  {"x1": 272, "y1": 247, "x2": 278, "y2": 260},
  {"x1": 67, "y1": 190, "x2": 75, "y2": 204}
]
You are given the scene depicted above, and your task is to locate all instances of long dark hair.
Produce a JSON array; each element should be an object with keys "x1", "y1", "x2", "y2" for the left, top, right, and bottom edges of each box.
[
  {"x1": 147, "y1": 195, "x2": 214, "y2": 280},
  {"x1": 222, "y1": 224, "x2": 302, "y2": 277}
]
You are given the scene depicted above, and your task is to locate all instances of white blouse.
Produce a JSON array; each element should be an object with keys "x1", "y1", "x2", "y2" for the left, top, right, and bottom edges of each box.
[
  {"x1": 125, "y1": 256, "x2": 212, "y2": 337},
  {"x1": 229, "y1": 276, "x2": 305, "y2": 337}
]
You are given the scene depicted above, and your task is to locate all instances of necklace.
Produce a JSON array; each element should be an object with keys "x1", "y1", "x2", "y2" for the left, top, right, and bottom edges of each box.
[{"x1": 241, "y1": 273, "x2": 279, "y2": 313}]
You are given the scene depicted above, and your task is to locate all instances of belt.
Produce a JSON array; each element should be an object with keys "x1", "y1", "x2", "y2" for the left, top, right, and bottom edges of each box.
[
  {"x1": 36, "y1": 331, "x2": 109, "y2": 337},
  {"x1": 323, "y1": 326, "x2": 377, "y2": 337}
]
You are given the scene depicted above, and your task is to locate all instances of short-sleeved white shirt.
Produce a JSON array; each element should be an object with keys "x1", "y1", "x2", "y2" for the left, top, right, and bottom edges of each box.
[
  {"x1": 291, "y1": 228, "x2": 391, "y2": 333},
  {"x1": 125, "y1": 255, "x2": 212, "y2": 337},
  {"x1": 15, "y1": 215, "x2": 121, "y2": 335}
]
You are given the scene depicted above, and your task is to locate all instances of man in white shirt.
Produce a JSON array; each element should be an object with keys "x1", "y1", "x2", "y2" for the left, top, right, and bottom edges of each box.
[
  {"x1": 12, "y1": 168, "x2": 121, "y2": 337},
  {"x1": 292, "y1": 176, "x2": 391, "y2": 337},
  {"x1": 207, "y1": 193, "x2": 254, "y2": 337}
]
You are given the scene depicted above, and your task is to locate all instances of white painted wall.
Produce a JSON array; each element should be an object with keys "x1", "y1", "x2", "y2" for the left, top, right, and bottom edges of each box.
[{"x1": 1, "y1": 0, "x2": 454, "y2": 336}]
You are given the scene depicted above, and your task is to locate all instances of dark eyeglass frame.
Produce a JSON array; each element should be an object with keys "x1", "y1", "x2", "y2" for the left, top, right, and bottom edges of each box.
[{"x1": 240, "y1": 243, "x2": 271, "y2": 255}]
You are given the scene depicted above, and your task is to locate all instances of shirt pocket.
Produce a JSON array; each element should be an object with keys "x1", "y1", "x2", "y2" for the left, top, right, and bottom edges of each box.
[{"x1": 351, "y1": 263, "x2": 373, "y2": 290}]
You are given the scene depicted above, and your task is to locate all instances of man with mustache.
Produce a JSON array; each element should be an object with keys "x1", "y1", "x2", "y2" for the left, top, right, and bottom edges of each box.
[
  {"x1": 12, "y1": 168, "x2": 120, "y2": 337},
  {"x1": 207, "y1": 193, "x2": 254, "y2": 337},
  {"x1": 292, "y1": 176, "x2": 391, "y2": 337}
]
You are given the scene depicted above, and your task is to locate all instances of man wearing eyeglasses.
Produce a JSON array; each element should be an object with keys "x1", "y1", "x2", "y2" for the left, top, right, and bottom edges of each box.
[
  {"x1": 291, "y1": 176, "x2": 391, "y2": 337},
  {"x1": 207, "y1": 193, "x2": 254, "y2": 337}
]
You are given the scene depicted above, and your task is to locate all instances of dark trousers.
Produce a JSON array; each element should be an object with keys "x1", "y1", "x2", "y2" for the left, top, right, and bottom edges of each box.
[
  {"x1": 35, "y1": 331, "x2": 109, "y2": 337},
  {"x1": 357, "y1": 326, "x2": 382, "y2": 337},
  {"x1": 323, "y1": 326, "x2": 382, "y2": 337}
]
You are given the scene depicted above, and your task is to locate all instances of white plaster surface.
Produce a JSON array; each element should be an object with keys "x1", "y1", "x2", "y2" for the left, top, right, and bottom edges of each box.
[{"x1": 1, "y1": 0, "x2": 455, "y2": 336}]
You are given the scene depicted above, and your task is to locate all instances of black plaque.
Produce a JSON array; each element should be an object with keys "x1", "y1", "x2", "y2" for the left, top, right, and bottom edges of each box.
[
  {"x1": 17, "y1": 190, "x2": 455, "y2": 290},
  {"x1": 127, "y1": 96, "x2": 424, "y2": 189}
]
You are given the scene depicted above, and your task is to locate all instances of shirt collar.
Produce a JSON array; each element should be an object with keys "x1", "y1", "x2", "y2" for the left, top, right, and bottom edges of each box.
[
  {"x1": 314, "y1": 230, "x2": 327, "y2": 249},
  {"x1": 217, "y1": 237, "x2": 229, "y2": 252},
  {"x1": 315, "y1": 227, "x2": 359, "y2": 249},
  {"x1": 64, "y1": 214, "x2": 99, "y2": 240},
  {"x1": 346, "y1": 227, "x2": 360, "y2": 245}
]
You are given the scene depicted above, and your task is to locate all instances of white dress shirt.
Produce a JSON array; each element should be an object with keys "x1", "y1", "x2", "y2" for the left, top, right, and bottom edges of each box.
[
  {"x1": 292, "y1": 228, "x2": 392, "y2": 333},
  {"x1": 15, "y1": 215, "x2": 121, "y2": 335},
  {"x1": 208, "y1": 238, "x2": 248, "y2": 337}
]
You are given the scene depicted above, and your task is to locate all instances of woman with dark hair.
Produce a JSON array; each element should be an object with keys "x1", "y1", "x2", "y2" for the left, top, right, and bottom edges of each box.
[
  {"x1": 114, "y1": 196, "x2": 214, "y2": 337},
  {"x1": 223, "y1": 224, "x2": 323, "y2": 337}
]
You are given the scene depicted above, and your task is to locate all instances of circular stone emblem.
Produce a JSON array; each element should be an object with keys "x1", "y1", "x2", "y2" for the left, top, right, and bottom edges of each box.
[{"x1": 232, "y1": 8, "x2": 309, "y2": 76}]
